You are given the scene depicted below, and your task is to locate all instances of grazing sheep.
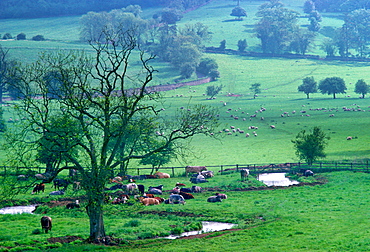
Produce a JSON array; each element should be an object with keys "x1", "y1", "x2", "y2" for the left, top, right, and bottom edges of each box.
[{"x1": 346, "y1": 136, "x2": 352, "y2": 140}]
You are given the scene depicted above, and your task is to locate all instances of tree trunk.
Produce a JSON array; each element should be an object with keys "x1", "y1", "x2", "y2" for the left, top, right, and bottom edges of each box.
[
  {"x1": 333, "y1": 93, "x2": 336, "y2": 99},
  {"x1": 306, "y1": 93, "x2": 310, "y2": 99},
  {"x1": 86, "y1": 197, "x2": 106, "y2": 241}
]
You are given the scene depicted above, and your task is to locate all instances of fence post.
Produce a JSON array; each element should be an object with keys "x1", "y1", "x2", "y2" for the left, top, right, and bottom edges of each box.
[
  {"x1": 172, "y1": 167, "x2": 175, "y2": 178},
  {"x1": 236, "y1": 164, "x2": 239, "y2": 171},
  {"x1": 220, "y1": 165, "x2": 223, "y2": 175},
  {"x1": 137, "y1": 168, "x2": 140, "y2": 175}
]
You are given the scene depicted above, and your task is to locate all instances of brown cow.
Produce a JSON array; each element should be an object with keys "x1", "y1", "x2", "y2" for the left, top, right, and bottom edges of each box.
[
  {"x1": 185, "y1": 166, "x2": 207, "y2": 177},
  {"x1": 41, "y1": 216, "x2": 52, "y2": 233},
  {"x1": 140, "y1": 197, "x2": 160, "y2": 206},
  {"x1": 154, "y1": 172, "x2": 170, "y2": 179},
  {"x1": 32, "y1": 183, "x2": 45, "y2": 194}
]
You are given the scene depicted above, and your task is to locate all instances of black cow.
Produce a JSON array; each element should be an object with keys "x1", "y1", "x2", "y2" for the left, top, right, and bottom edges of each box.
[
  {"x1": 41, "y1": 216, "x2": 52, "y2": 233},
  {"x1": 53, "y1": 179, "x2": 70, "y2": 191}
]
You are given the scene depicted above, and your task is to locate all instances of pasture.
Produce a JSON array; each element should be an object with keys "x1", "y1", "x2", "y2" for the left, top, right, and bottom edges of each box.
[
  {"x1": 1, "y1": 171, "x2": 370, "y2": 251},
  {"x1": 0, "y1": 1, "x2": 370, "y2": 251}
]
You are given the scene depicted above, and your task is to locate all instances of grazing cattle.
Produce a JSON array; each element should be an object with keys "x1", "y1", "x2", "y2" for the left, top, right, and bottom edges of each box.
[
  {"x1": 126, "y1": 183, "x2": 138, "y2": 195},
  {"x1": 201, "y1": 170, "x2": 214, "y2": 178},
  {"x1": 190, "y1": 174, "x2": 208, "y2": 184},
  {"x1": 73, "y1": 181, "x2": 81, "y2": 190},
  {"x1": 169, "y1": 194, "x2": 186, "y2": 205},
  {"x1": 240, "y1": 169, "x2": 250, "y2": 182},
  {"x1": 66, "y1": 200, "x2": 80, "y2": 209},
  {"x1": 191, "y1": 186, "x2": 202, "y2": 193},
  {"x1": 215, "y1": 193, "x2": 227, "y2": 199},
  {"x1": 32, "y1": 183, "x2": 45, "y2": 194},
  {"x1": 179, "y1": 191, "x2": 194, "y2": 199},
  {"x1": 41, "y1": 216, "x2": 52, "y2": 233},
  {"x1": 35, "y1": 173, "x2": 47, "y2": 180},
  {"x1": 106, "y1": 184, "x2": 125, "y2": 191},
  {"x1": 176, "y1": 182, "x2": 186, "y2": 187},
  {"x1": 49, "y1": 190, "x2": 65, "y2": 196},
  {"x1": 171, "y1": 186, "x2": 180, "y2": 194},
  {"x1": 143, "y1": 193, "x2": 155, "y2": 198},
  {"x1": 137, "y1": 184, "x2": 145, "y2": 195},
  {"x1": 180, "y1": 187, "x2": 192, "y2": 193},
  {"x1": 185, "y1": 166, "x2": 207, "y2": 177},
  {"x1": 110, "y1": 176, "x2": 123, "y2": 183},
  {"x1": 153, "y1": 197, "x2": 165, "y2": 203},
  {"x1": 17, "y1": 175, "x2": 28, "y2": 181},
  {"x1": 148, "y1": 188, "x2": 162, "y2": 195},
  {"x1": 53, "y1": 179, "x2": 70, "y2": 191},
  {"x1": 154, "y1": 172, "x2": 170, "y2": 179},
  {"x1": 112, "y1": 196, "x2": 128, "y2": 204},
  {"x1": 149, "y1": 185, "x2": 164, "y2": 191},
  {"x1": 140, "y1": 197, "x2": 160, "y2": 206},
  {"x1": 346, "y1": 136, "x2": 352, "y2": 140},
  {"x1": 207, "y1": 195, "x2": 222, "y2": 203},
  {"x1": 304, "y1": 170, "x2": 314, "y2": 177}
]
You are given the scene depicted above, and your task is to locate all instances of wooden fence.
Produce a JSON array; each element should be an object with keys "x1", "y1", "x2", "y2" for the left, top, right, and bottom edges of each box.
[{"x1": 1, "y1": 161, "x2": 369, "y2": 178}]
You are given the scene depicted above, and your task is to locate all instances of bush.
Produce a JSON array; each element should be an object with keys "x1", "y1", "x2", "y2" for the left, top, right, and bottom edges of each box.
[
  {"x1": 31, "y1": 229, "x2": 42, "y2": 235},
  {"x1": 2, "y1": 33, "x2": 12, "y2": 39},
  {"x1": 32, "y1": 35, "x2": 45, "y2": 41},
  {"x1": 125, "y1": 219, "x2": 140, "y2": 227},
  {"x1": 16, "y1": 33, "x2": 26, "y2": 40}
]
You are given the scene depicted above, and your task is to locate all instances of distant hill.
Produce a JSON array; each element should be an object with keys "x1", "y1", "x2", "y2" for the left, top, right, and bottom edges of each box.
[{"x1": 0, "y1": 0, "x2": 159, "y2": 19}]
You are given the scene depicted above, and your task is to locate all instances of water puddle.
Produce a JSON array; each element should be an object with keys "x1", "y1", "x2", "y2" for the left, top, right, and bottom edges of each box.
[
  {"x1": 164, "y1": 221, "x2": 237, "y2": 239},
  {"x1": 0, "y1": 205, "x2": 37, "y2": 214},
  {"x1": 257, "y1": 173, "x2": 299, "y2": 187}
]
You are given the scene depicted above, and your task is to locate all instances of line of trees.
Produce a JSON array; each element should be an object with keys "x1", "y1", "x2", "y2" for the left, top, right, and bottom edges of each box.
[{"x1": 298, "y1": 76, "x2": 370, "y2": 99}]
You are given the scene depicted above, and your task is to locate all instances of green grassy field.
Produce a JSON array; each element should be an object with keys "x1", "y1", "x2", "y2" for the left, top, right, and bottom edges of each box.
[
  {"x1": 1, "y1": 171, "x2": 370, "y2": 251},
  {"x1": 0, "y1": 0, "x2": 368, "y2": 168}
]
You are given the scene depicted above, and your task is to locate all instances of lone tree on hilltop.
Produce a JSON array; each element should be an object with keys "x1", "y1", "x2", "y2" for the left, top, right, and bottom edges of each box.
[
  {"x1": 298, "y1": 76, "x2": 317, "y2": 99},
  {"x1": 318, "y1": 77, "x2": 347, "y2": 99},
  {"x1": 6, "y1": 27, "x2": 219, "y2": 241},
  {"x1": 292, "y1": 126, "x2": 330, "y2": 166},
  {"x1": 354, "y1": 79, "x2": 369, "y2": 98}
]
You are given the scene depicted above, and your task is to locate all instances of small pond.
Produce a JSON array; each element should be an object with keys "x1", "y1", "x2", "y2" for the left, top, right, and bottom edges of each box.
[
  {"x1": 257, "y1": 173, "x2": 299, "y2": 187},
  {"x1": 164, "y1": 221, "x2": 237, "y2": 239},
  {"x1": 0, "y1": 205, "x2": 37, "y2": 214}
]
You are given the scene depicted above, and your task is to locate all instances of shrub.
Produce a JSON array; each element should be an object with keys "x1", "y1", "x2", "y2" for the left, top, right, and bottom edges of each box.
[
  {"x1": 31, "y1": 229, "x2": 42, "y2": 235},
  {"x1": 16, "y1": 33, "x2": 26, "y2": 40},
  {"x1": 2, "y1": 33, "x2": 12, "y2": 39},
  {"x1": 125, "y1": 219, "x2": 141, "y2": 227},
  {"x1": 32, "y1": 35, "x2": 45, "y2": 41}
]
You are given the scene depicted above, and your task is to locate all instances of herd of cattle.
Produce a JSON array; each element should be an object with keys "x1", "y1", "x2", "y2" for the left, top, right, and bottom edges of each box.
[{"x1": 31, "y1": 165, "x2": 315, "y2": 232}]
